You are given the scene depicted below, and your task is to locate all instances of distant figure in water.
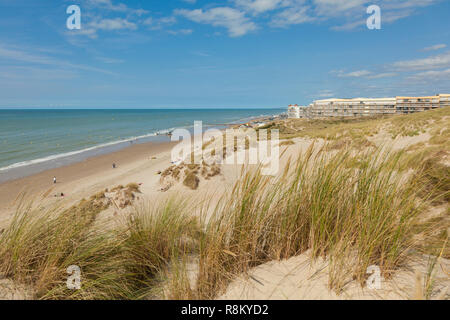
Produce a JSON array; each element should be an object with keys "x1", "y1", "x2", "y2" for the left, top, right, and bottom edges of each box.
[
  {"x1": 112, "y1": 163, "x2": 116, "y2": 169},
  {"x1": 53, "y1": 176, "x2": 57, "y2": 184}
]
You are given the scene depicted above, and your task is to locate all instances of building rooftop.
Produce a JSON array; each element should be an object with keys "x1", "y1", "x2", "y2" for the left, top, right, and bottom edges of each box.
[
  {"x1": 313, "y1": 94, "x2": 450, "y2": 103},
  {"x1": 314, "y1": 97, "x2": 396, "y2": 103}
]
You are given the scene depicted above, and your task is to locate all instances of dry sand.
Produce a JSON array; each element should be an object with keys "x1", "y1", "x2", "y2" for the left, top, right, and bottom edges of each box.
[
  {"x1": 0, "y1": 141, "x2": 177, "y2": 226},
  {"x1": 219, "y1": 251, "x2": 449, "y2": 300}
]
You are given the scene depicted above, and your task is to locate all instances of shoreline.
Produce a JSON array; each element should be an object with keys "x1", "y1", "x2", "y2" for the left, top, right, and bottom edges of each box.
[
  {"x1": 0, "y1": 134, "x2": 172, "y2": 184},
  {"x1": 0, "y1": 113, "x2": 281, "y2": 184},
  {"x1": 0, "y1": 113, "x2": 281, "y2": 223},
  {"x1": 0, "y1": 140, "x2": 177, "y2": 220},
  {"x1": 0, "y1": 112, "x2": 282, "y2": 183}
]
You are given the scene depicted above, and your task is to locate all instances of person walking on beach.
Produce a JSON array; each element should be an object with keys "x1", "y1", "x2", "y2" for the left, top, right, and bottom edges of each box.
[{"x1": 53, "y1": 176, "x2": 57, "y2": 184}]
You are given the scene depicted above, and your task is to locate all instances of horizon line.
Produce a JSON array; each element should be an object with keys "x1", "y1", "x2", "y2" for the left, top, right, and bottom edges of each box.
[{"x1": 0, "y1": 107, "x2": 285, "y2": 110}]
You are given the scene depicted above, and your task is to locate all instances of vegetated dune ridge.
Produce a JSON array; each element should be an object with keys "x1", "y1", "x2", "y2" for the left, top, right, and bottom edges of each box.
[{"x1": 0, "y1": 107, "x2": 448, "y2": 300}]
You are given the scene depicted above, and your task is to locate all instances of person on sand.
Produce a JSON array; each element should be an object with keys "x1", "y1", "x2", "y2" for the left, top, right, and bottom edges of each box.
[
  {"x1": 53, "y1": 176, "x2": 57, "y2": 184},
  {"x1": 112, "y1": 163, "x2": 116, "y2": 169}
]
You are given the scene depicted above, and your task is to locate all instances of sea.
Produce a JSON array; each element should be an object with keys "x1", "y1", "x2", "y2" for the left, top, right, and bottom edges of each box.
[{"x1": 0, "y1": 109, "x2": 283, "y2": 182}]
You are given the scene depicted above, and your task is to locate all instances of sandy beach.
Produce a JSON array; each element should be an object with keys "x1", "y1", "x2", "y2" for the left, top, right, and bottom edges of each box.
[{"x1": 0, "y1": 140, "x2": 177, "y2": 225}]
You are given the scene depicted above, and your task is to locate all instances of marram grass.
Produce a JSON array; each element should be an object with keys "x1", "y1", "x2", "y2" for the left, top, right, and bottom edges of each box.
[
  {"x1": 0, "y1": 144, "x2": 446, "y2": 300},
  {"x1": 192, "y1": 146, "x2": 425, "y2": 298}
]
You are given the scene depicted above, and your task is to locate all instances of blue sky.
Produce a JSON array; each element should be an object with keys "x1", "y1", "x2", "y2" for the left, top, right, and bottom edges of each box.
[{"x1": 0, "y1": 0, "x2": 449, "y2": 108}]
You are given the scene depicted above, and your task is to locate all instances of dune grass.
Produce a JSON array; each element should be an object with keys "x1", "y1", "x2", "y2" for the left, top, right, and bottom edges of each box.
[
  {"x1": 190, "y1": 146, "x2": 426, "y2": 298},
  {"x1": 0, "y1": 145, "x2": 445, "y2": 299},
  {"x1": 118, "y1": 200, "x2": 200, "y2": 299},
  {"x1": 0, "y1": 197, "x2": 200, "y2": 300},
  {"x1": 0, "y1": 196, "x2": 111, "y2": 298}
]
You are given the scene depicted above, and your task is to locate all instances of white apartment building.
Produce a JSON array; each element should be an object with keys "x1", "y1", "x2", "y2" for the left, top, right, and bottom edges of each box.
[
  {"x1": 287, "y1": 104, "x2": 308, "y2": 118},
  {"x1": 288, "y1": 94, "x2": 449, "y2": 119}
]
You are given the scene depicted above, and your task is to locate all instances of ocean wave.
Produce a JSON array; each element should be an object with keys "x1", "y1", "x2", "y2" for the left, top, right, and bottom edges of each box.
[{"x1": 0, "y1": 131, "x2": 164, "y2": 173}]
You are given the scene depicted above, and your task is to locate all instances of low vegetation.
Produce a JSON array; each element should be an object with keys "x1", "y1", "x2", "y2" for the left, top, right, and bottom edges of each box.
[
  {"x1": 0, "y1": 195, "x2": 111, "y2": 298},
  {"x1": 0, "y1": 199, "x2": 200, "y2": 300},
  {"x1": 160, "y1": 162, "x2": 221, "y2": 191},
  {"x1": 193, "y1": 147, "x2": 431, "y2": 297},
  {"x1": 183, "y1": 172, "x2": 200, "y2": 190},
  {"x1": 259, "y1": 106, "x2": 449, "y2": 142}
]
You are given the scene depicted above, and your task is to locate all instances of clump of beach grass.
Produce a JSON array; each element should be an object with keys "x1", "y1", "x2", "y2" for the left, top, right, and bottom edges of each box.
[
  {"x1": 183, "y1": 172, "x2": 200, "y2": 190},
  {"x1": 0, "y1": 195, "x2": 111, "y2": 298},
  {"x1": 115, "y1": 199, "x2": 200, "y2": 299},
  {"x1": 48, "y1": 199, "x2": 199, "y2": 300},
  {"x1": 0, "y1": 193, "x2": 201, "y2": 300},
  {"x1": 416, "y1": 157, "x2": 450, "y2": 205},
  {"x1": 279, "y1": 140, "x2": 295, "y2": 146}
]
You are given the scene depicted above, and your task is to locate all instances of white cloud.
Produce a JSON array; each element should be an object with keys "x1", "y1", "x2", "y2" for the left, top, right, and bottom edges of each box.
[
  {"x1": 0, "y1": 45, "x2": 115, "y2": 75},
  {"x1": 271, "y1": 6, "x2": 315, "y2": 27},
  {"x1": 392, "y1": 51, "x2": 450, "y2": 71},
  {"x1": 234, "y1": 0, "x2": 285, "y2": 14},
  {"x1": 313, "y1": 0, "x2": 367, "y2": 17},
  {"x1": 408, "y1": 68, "x2": 450, "y2": 81},
  {"x1": 309, "y1": 0, "x2": 440, "y2": 30},
  {"x1": 167, "y1": 29, "x2": 194, "y2": 35},
  {"x1": 382, "y1": 0, "x2": 438, "y2": 10},
  {"x1": 175, "y1": 0, "x2": 441, "y2": 35},
  {"x1": 331, "y1": 19, "x2": 365, "y2": 31},
  {"x1": 422, "y1": 44, "x2": 447, "y2": 52},
  {"x1": 90, "y1": 18, "x2": 137, "y2": 31},
  {"x1": 72, "y1": 18, "x2": 138, "y2": 39},
  {"x1": 331, "y1": 7, "x2": 413, "y2": 31},
  {"x1": 144, "y1": 16, "x2": 177, "y2": 30},
  {"x1": 175, "y1": 7, "x2": 257, "y2": 37},
  {"x1": 338, "y1": 70, "x2": 372, "y2": 77},
  {"x1": 331, "y1": 51, "x2": 450, "y2": 84},
  {"x1": 73, "y1": 0, "x2": 442, "y2": 40},
  {"x1": 87, "y1": 0, "x2": 128, "y2": 12},
  {"x1": 367, "y1": 72, "x2": 398, "y2": 79},
  {"x1": 86, "y1": 0, "x2": 147, "y2": 15},
  {"x1": 333, "y1": 69, "x2": 398, "y2": 79},
  {"x1": 68, "y1": 0, "x2": 149, "y2": 39},
  {"x1": 74, "y1": 0, "x2": 442, "y2": 39}
]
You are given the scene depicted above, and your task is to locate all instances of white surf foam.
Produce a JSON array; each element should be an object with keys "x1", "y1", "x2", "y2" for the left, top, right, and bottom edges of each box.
[{"x1": 0, "y1": 131, "x2": 165, "y2": 173}]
